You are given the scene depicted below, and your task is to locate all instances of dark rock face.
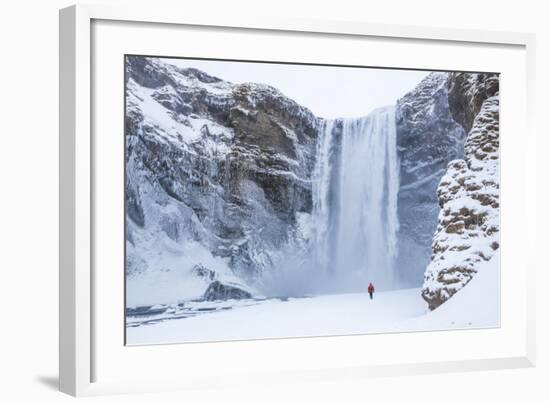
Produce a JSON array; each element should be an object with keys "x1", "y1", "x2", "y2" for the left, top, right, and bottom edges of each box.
[
  {"x1": 226, "y1": 83, "x2": 318, "y2": 225},
  {"x1": 422, "y1": 72, "x2": 500, "y2": 310},
  {"x1": 125, "y1": 56, "x2": 321, "y2": 292},
  {"x1": 447, "y1": 73, "x2": 499, "y2": 132},
  {"x1": 202, "y1": 281, "x2": 252, "y2": 301},
  {"x1": 395, "y1": 73, "x2": 466, "y2": 284}
]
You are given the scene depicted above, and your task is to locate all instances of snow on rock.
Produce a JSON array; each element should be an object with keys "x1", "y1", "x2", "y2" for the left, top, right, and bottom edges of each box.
[
  {"x1": 125, "y1": 56, "x2": 500, "y2": 312},
  {"x1": 401, "y1": 250, "x2": 499, "y2": 330},
  {"x1": 203, "y1": 280, "x2": 253, "y2": 301},
  {"x1": 447, "y1": 72, "x2": 499, "y2": 133},
  {"x1": 422, "y1": 72, "x2": 500, "y2": 310},
  {"x1": 125, "y1": 56, "x2": 321, "y2": 306},
  {"x1": 395, "y1": 72, "x2": 466, "y2": 284}
]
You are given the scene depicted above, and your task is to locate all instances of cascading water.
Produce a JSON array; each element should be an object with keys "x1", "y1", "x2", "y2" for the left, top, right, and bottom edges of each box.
[
  {"x1": 312, "y1": 119, "x2": 336, "y2": 274},
  {"x1": 312, "y1": 106, "x2": 400, "y2": 292}
]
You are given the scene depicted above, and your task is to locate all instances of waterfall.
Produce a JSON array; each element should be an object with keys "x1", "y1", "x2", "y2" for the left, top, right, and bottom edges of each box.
[
  {"x1": 312, "y1": 119, "x2": 336, "y2": 274},
  {"x1": 312, "y1": 106, "x2": 400, "y2": 292}
]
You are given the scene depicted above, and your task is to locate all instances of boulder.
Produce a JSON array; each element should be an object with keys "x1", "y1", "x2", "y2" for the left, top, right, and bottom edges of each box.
[{"x1": 202, "y1": 281, "x2": 252, "y2": 301}]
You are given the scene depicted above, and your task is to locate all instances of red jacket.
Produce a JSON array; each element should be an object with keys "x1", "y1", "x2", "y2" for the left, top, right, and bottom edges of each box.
[{"x1": 368, "y1": 283, "x2": 375, "y2": 293}]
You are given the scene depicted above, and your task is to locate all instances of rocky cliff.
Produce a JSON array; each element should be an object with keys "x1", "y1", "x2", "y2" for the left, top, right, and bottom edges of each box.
[
  {"x1": 395, "y1": 73, "x2": 466, "y2": 284},
  {"x1": 125, "y1": 57, "x2": 499, "y2": 308},
  {"x1": 125, "y1": 57, "x2": 320, "y2": 305},
  {"x1": 421, "y1": 72, "x2": 500, "y2": 310}
]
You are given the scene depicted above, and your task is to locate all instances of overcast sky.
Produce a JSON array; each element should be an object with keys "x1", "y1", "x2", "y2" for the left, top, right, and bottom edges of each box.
[{"x1": 165, "y1": 58, "x2": 429, "y2": 119}]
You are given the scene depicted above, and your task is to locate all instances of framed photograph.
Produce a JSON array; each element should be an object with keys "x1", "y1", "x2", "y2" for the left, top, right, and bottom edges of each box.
[{"x1": 59, "y1": 4, "x2": 536, "y2": 396}]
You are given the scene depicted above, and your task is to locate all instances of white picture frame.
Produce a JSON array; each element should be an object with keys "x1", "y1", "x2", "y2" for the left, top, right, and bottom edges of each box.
[{"x1": 59, "y1": 3, "x2": 536, "y2": 397}]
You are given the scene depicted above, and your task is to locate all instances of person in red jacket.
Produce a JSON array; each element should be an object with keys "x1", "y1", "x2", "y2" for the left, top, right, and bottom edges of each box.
[{"x1": 368, "y1": 282, "x2": 375, "y2": 299}]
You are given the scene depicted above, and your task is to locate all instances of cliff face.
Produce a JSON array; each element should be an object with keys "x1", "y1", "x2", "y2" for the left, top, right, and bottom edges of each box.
[
  {"x1": 422, "y1": 73, "x2": 500, "y2": 310},
  {"x1": 125, "y1": 57, "x2": 320, "y2": 304},
  {"x1": 395, "y1": 73, "x2": 466, "y2": 284},
  {"x1": 125, "y1": 57, "x2": 500, "y2": 308}
]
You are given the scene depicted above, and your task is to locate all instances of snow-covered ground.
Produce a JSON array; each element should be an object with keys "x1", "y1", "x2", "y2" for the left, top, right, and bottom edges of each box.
[{"x1": 126, "y1": 253, "x2": 499, "y2": 345}]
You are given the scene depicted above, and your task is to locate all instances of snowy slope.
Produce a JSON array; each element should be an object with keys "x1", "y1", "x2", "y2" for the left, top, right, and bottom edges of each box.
[
  {"x1": 127, "y1": 251, "x2": 498, "y2": 344},
  {"x1": 403, "y1": 251, "x2": 499, "y2": 331},
  {"x1": 127, "y1": 289, "x2": 426, "y2": 344}
]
